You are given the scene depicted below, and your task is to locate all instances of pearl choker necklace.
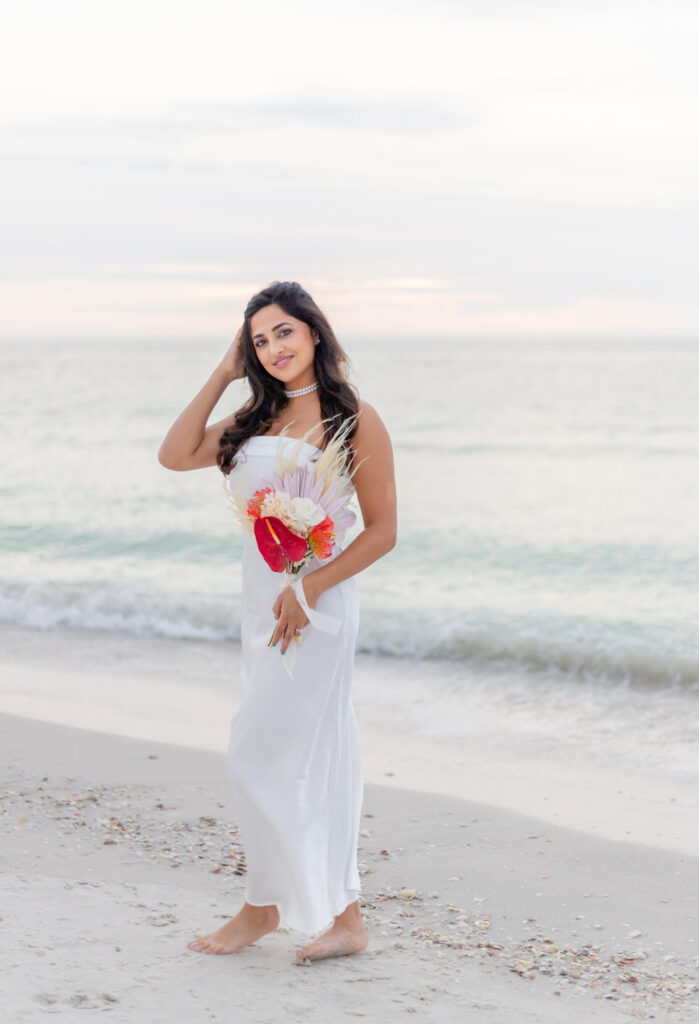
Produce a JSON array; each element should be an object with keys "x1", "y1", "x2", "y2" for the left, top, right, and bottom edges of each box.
[{"x1": 285, "y1": 381, "x2": 319, "y2": 398}]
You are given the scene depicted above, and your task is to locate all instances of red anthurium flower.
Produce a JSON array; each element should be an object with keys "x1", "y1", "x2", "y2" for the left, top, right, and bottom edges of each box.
[
  {"x1": 254, "y1": 515, "x2": 308, "y2": 572},
  {"x1": 308, "y1": 515, "x2": 335, "y2": 560}
]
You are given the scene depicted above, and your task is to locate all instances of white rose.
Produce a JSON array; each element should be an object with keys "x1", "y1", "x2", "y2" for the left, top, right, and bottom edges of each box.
[
  {"x1": 290, "y1": 497, "x2": 326, "y2": 529},
  {"x1": 279, "y1": 501, "x2": 325, "y2": 536}
]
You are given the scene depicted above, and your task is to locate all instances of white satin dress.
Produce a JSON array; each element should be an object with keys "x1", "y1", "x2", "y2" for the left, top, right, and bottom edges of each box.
[{"x1": 225, "y1": 434, "x2": 363, "y2": 935}]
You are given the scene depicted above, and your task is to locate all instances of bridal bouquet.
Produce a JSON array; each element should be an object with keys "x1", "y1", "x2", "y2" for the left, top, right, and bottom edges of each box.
[
  {"x1": 223, "y1": 417, "x2": 361, "y2": 664},
  {"x1": 224, "y1": 418, "x2": 358, "y2": 576}
]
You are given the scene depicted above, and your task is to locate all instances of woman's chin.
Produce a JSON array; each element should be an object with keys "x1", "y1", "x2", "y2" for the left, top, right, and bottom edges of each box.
[{"x1": 272, "y1": 369, "x2": 311, "y2": 389}]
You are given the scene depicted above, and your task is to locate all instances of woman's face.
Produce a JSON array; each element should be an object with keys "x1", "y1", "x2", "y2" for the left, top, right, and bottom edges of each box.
[{"x1": 249, "y1": 304, "x2": 318, "y2": 388}]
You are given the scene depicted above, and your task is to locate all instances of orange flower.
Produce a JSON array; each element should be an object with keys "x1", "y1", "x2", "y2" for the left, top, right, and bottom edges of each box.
[
  {"x1": 308, "y1": 515, "x2": 335, "y2": 560},
  {"x1": 247, "y1": 486, "x2": 272, "y2": 519}
]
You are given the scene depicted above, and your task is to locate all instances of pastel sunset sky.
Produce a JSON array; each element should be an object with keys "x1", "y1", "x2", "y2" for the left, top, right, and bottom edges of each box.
[{"x1": 2, "y1": 0, "x2": 697, "y2": 339}]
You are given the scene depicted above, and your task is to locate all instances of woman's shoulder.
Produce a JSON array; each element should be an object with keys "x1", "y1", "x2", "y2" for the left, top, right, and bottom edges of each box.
[
  {"x1": 351, "y1": 399, "x2": 391, "y2": 449},
  {"x1": 355, "y1": 398, "x2": 384, "y2": 429}
]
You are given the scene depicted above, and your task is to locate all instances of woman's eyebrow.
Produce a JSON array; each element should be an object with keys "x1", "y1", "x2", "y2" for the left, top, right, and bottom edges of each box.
[{"x1": 252, "y1": 321, "x2": 292, "y2": 340}]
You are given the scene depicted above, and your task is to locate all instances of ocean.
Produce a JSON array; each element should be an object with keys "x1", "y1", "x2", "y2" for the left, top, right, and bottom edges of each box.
[
  {"x1": 2, "y1": 335, "x2": 699, "y2": 793},
  {"x1": 3, "y1": 335, "x2": 698, "y2": 684}
]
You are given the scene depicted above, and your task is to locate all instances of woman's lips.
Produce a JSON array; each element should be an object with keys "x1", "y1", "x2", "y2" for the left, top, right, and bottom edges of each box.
[{"x1": 274, "y1": 356, "x2": 293, "y2": 367}]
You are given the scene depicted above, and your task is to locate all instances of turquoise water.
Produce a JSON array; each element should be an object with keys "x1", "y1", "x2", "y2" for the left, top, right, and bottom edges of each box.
[{"x1": 2, "y1": 336, "x2": 698, "y2": 691}]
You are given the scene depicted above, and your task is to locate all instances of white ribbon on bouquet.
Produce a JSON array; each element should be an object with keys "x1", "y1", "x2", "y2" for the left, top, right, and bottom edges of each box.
[{"x1": 275, "y1": 573, "x2": 342, "y2": 681}]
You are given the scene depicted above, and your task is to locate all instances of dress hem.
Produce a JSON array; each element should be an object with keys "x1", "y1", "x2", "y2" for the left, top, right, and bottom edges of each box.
[{"x1": 245, "y1": 889, "x2": 362, "y2": 936}]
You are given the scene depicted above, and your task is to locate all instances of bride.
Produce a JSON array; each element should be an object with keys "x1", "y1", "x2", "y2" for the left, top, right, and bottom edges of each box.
[{"x1": 158, "y1": 280, "x2": 397, "y2": 964}]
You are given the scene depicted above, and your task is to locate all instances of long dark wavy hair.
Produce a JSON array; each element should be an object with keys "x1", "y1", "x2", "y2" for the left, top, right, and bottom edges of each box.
[{"x1": 217, "y1": 281, "x2": 361, "y2": 476}]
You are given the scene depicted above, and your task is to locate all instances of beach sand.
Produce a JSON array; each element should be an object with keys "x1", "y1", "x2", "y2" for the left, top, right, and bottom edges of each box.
[
  {"x1": 1, "y1": 624, "x2": 698, "y2": 1022},
  {"x1": 1, "y1": 711, "x2": 698, "y2": 1023}
]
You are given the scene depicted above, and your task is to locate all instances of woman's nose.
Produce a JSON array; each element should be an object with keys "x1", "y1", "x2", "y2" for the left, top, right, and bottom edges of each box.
[{"x1": 272, "y1": 345, "x2": 290, "y2": 362}]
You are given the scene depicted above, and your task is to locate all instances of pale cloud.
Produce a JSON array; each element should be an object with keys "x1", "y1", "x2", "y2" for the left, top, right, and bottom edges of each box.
[
  {"x1": 159, "y1": 93, "x2": 473, "y2": 137},
  {"x1": 1, "y1": 0, "x2": 698, "y2": 338},
  {"x1": 3, "y1": 273, "x2": 696, "y2": 340}
]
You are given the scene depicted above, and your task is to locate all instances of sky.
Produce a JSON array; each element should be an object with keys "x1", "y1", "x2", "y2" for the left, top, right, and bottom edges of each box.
[{"x1": 1, "y1": 0, "x2": 698, "y2": 339}]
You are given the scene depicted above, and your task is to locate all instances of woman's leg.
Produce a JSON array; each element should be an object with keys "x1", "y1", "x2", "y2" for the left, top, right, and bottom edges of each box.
[
  {"x1": 294, "y1": 899, "x2": 369, "y2": 964},
  {"x1": 187, "y1": 902, "x2": 280, "y2": 955}
]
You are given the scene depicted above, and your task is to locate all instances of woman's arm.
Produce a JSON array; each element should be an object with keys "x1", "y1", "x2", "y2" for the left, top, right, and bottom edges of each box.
[
  {"x1": 271, "y1": 401, "x2": 397, "y2": 650},
  {"x1": 158, "y1": 328, "x2": 245, "y2": 471},
  {"x1": 305, "y1": 401, "x2": 397, "y2": 597}
]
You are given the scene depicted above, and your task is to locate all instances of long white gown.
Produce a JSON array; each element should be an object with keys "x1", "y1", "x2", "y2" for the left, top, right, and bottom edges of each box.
[{"x1": 225, "y1": 433, "x2": 363, "y2": 935}]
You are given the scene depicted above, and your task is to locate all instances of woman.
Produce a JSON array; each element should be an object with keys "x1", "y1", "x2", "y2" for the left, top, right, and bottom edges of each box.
[{"x1": 158, "y1": 280, "x2": 397, "y2": 964}]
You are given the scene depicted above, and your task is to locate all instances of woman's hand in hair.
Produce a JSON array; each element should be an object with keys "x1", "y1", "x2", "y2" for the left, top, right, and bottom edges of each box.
[{"x1": 219, "y1": 324, "x2": 246, "y2": 382}]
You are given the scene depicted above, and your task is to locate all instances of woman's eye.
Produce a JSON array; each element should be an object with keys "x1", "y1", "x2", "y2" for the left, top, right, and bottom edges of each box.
[{"x1": 256, "y1": 329, "x2": 290, "y2": 347}]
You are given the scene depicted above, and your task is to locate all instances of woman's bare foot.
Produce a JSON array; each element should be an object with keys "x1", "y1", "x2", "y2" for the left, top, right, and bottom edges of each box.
[
  {"x1": 188, "y1": 903, "x2": 280, "y2": 954},
  {"x1": 295, "y1": 900, "x2": 369, "y2": 965}
]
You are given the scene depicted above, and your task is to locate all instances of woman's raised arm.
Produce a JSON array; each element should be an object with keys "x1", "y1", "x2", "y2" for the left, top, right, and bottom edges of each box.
[{"x1": 157, "y1": 328, "x2": 245, "y2": 471}]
